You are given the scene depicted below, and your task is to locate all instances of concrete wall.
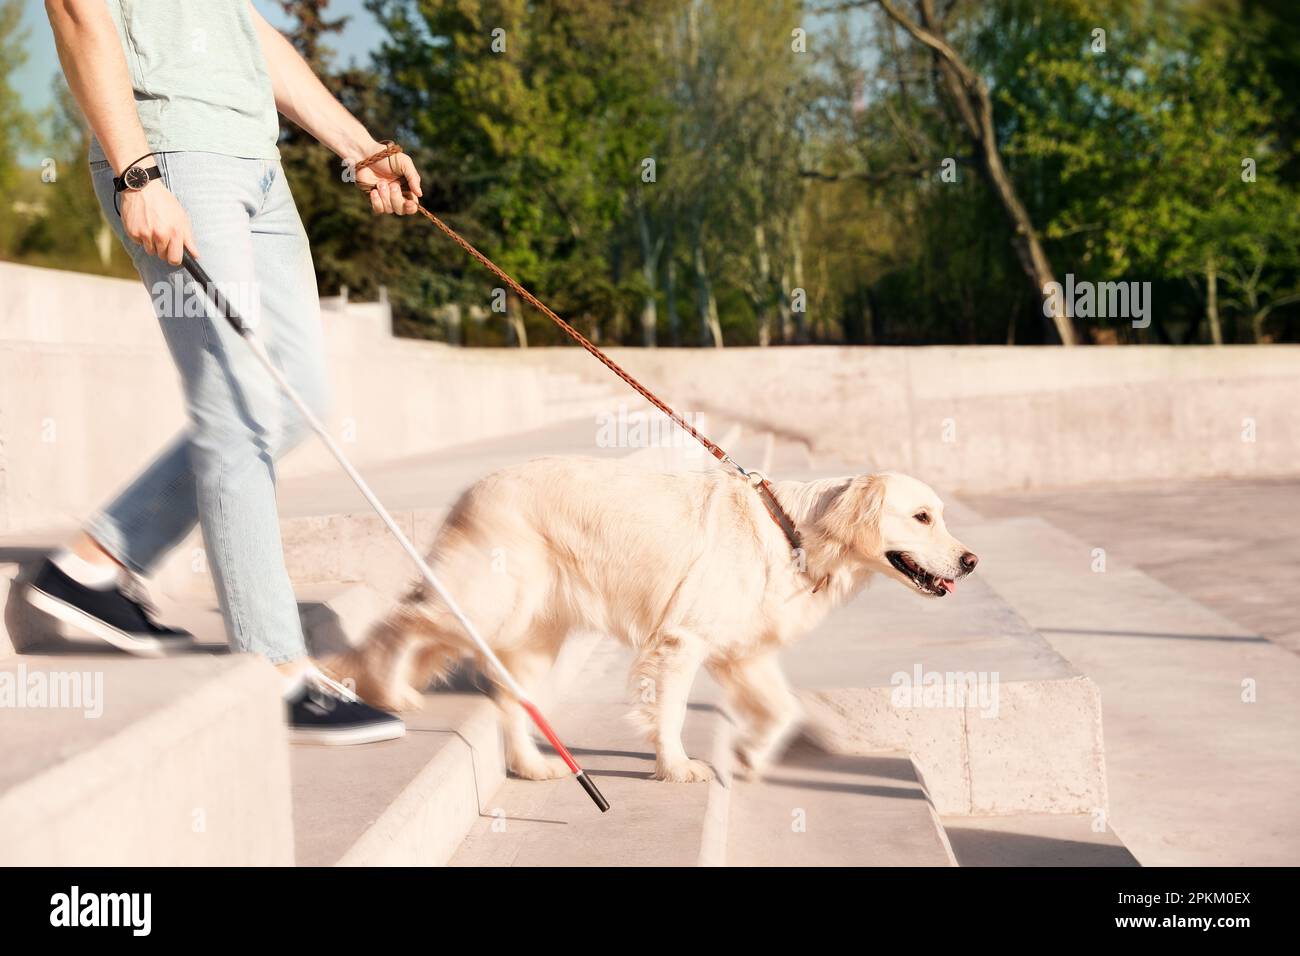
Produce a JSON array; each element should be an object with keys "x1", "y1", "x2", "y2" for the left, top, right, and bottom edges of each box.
[
  {"x1": 3, "y1": 261, "x2": 1297, "y2": 534},
  {"x1": 0, "y1": 262, "x2": 613, "y2": 534},
  {"x1": 515, "y1": 344, "x2": 1300, "y2": 492}
]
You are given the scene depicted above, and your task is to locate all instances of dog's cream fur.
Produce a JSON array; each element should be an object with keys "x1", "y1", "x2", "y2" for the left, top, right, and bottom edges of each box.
[{"x1": 330, "y1": 457, "x2": 976, "y2": 782}]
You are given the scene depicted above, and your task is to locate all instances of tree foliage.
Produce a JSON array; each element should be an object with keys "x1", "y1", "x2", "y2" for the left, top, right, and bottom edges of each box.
[{"x1": 3, "y1": 0, "x2": 1297, "y2": 344}]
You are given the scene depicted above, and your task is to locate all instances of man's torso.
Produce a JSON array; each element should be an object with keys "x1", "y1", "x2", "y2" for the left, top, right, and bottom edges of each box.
[{"x1": 90, "y1": 0, "x2": 279, "y2": 164}]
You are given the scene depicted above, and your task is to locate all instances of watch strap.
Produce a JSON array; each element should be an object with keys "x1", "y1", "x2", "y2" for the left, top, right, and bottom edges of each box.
[{"x1": 113, "y1": 164, "x2": 162, "y2": 193}]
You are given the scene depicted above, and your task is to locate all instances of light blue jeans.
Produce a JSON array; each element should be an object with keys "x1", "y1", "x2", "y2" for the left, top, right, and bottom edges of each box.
[{"x1": 88, "y1": 151, "x2": 329, "y2": 663}]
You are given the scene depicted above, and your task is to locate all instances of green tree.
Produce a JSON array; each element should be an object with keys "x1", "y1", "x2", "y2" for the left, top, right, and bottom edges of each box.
[
  {"x1": 1009, "y1": 9, "x2": 1298, "y2": 343},
  {"x1": 0, "y1": 0, "x2": 37, "y2": 256},
  {"x1": 367, "y1": 0, "x2": 670, "y2": 346}
]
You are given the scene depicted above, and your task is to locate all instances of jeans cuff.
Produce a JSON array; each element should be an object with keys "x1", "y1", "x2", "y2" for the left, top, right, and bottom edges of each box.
[{"x1": 83, "y1": 513, "x2": 149, "y2": 577}]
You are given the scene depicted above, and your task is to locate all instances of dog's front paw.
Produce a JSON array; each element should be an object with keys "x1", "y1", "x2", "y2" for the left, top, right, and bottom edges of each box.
[
  {"x1": 654, "y1": 758, "x2": 714, "y2": 783},
  {"x1": 510, "y1": 754, "x2": 571, "y2": 781}
]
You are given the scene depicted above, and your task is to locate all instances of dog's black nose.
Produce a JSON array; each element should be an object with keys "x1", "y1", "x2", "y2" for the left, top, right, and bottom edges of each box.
[{"x1": 960, "y1": 551, "x2": 979, "y2": 572}]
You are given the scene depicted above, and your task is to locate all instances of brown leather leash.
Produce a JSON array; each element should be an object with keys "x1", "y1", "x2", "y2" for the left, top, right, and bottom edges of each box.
[{"x1": 356, "y1": 142, "x2": 821, "y2": 590}]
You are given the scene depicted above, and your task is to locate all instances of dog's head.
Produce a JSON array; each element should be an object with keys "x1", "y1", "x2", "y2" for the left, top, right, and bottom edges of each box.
[{"x1": 824, "y1": 471, "x2": 978, "y2": 598}]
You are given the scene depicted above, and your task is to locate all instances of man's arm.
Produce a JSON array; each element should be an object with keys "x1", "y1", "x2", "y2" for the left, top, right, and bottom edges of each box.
[
  {"x1": 46, "y1": 0, "x2": 196, "y2": 264},
  {"x1": 249, "y1": 4, "x2": 422, "y2": 217}
]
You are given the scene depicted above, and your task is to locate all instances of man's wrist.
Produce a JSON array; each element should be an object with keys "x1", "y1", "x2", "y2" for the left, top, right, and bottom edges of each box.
[
  {"x1": 113, "y1": 154, "x2": 162, "y2": 193},
  {"x1": 114, "y1": 150, "x2": 157, "y2": 177},
  {"x1": 336, "y1": 131, "x2": 385, "y2": 167}
]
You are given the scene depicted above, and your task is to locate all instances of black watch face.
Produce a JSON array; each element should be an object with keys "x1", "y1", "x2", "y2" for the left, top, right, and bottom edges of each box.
[{"x1": 123, "y1": 165, "x2": 151, "y2": 190}]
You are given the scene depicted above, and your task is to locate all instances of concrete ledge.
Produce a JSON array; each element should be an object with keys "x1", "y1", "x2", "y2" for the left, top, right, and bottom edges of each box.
[
  {"x1": 512, "y1": 344, "x2": 1300, "y2": 492},
  {"x1": 969, "y1": 515, "x2": 1300, "y2": 866},
  {"x1": 0, "y1": 654, "x2": 292, "y2": 865},
  {"x1": 801, "y1": 675, "x2": 1107, "y2": 816},
  {"x1": 783, "y1": 570, "x2": 1108, "y2": 815}
]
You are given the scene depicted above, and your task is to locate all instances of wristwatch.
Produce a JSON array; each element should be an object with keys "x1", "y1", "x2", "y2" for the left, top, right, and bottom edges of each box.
[{"x1": 113, "y1": 153, "x2": 161, "y2": 194}]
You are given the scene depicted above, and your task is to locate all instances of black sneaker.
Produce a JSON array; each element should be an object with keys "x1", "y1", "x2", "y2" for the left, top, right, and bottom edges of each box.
[
  {"x1": 26, "y1": 558, "x2": 195, "y2": 657},
  {"x1": 287, "y1": 670, "x2": 405, "y2": 746}
]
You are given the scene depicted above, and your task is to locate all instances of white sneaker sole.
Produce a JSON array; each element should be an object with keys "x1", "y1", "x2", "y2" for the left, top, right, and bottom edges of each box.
[
  {"x1": 27, "y1": 586, "x2": 192, "y2": 658},
  {"x1": 290, "y1": 721, "x2": 406, "y2": 746}
]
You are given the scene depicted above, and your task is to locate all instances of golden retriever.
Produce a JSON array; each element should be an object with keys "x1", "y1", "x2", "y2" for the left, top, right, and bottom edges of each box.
[{"x1": 330, "y1": 457, "x2": 978, "y2": 782}]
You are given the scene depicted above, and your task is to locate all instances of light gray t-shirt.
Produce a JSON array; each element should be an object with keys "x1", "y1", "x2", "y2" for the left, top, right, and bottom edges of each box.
[{"x1": 89, "y1": 0, "x2": 280, "y2": 164}]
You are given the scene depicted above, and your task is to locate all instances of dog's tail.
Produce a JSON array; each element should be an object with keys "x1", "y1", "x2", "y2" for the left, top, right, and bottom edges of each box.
[{"x1": 322, "y1": 605, "x2": 463, "y2": 712}]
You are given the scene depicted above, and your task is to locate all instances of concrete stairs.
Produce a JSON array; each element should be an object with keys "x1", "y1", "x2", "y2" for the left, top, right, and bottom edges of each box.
[
  {"x1": 450, "y1": 639, "x2": 958, "y2": 867},
  {"x1": 451, "y1": 640, "x2": 735, "y2": 866},
  {"x1": 0, "y1": 412, "x2": 718, "y2": 866},
  {"x1": 0, "y1": 640, "x2": 292, "y2": 865},
  {"x1": 967, "y1": 516, "x2": 1300, "y2": 866},
  {"x1": 0, "y1": 416, "x2": 1141, "y2": 866}
]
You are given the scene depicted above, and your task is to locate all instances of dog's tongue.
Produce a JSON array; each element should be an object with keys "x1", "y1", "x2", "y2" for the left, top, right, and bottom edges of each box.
[{"x1": 940, "y1": 578, "x2": 957, "y2": 593}]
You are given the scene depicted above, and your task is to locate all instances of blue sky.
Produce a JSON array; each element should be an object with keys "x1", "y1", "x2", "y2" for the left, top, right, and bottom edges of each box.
[{"x1": 14, "y1": 0, "x2": 385, "y2": 123}]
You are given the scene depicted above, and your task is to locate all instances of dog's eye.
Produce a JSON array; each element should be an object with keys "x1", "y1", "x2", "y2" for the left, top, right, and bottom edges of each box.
[{"x1": 914, "y1": 512, "x2": 931, "y2": 524}]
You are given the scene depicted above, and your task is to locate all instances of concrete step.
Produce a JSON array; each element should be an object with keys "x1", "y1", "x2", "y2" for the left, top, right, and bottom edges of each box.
[
  {"x1": 293, "y1": 691, "x2": 504, "y2": 866},
  {"x1": 793, "y1": 573, "x2": 1107, "y2": 817},
  {"x1": 2, "y1": 546, "x2": 604, "y2": 867},
  {"x1": 941, "y1": 812, "x2": 1138, "y2": 866},
  {"x1": 450, "y1": 636, "x2": 959, "y2": 867},
  {"x1": 967, "y1": 515, "x2": 1300, "y2": 866},
  {"x1": 450, "y1": 639, "x2": 734, "y2": 867},
  {"x1": 727, "y1": 744, "x2": 956, "y2": 866},
  {"x1": 296, "y1": 631, "x2": 603, "y2": 866},
  {"x1": 0, "y1": 649, "x2": 291, "y2": 865}
]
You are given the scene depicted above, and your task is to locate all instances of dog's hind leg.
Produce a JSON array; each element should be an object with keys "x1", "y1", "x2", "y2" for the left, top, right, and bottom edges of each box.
[
  {"x1": 325, "y1": 604, "x2": 463, "y2": 712},
  {"x1": 709, "y1": 649, "x2": 802, "y2": 777},
  {"x1": 631, "y1": 629, "x2": 713, "y2": 782},
  {"x1": 323, "y1": 613, "x2": 424, "y2": 711}
]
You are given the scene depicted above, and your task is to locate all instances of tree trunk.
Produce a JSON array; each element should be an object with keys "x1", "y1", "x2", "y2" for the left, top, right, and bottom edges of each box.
[
  {"x1": 754, "y1": 223, "x2": 774, "y2": 346},
  {"x1": 505, "y1": 292, "x2": 528, "y2": 348},
  {"x1": 778, "y1": 266, "x2": 794, "y2": 344},
  {"x1": 444, "y1": 303, "x2": 462, "y2": 346},
  {"x1": 880, "y1": 0, "x2": 1076, "y2": 345},
  {"x1": 666, "y1": 254, "x2": 681, "y2": 346},
  {"x1": 96, "y1": 221, "x2": 113, "y2": 267},
  {"x1": 692, "y1": 221, "x2": 724, "y2": 348},
  {"x1": 1206, "y1": 253, "x2": 1223, "y2": 346},
  {"x1": 790, "y1": 225, "x2": 808, "y2": 343},
  {"x1": 634, "y1": 196, "x2": 660, "y2": 347}
]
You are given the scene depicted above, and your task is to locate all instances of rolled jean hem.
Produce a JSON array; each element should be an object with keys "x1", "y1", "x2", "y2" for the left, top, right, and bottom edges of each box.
[{"x1": 83, "y1": 514, "x2": 151, "y2": 578}]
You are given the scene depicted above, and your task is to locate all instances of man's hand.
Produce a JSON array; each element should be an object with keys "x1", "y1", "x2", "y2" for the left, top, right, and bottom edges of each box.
[
  {"x1": 355, "y1": 151, "x2": 423, "y2": 216},
  {"x1": 119, "y1": 180, "x2": 198, "y2": 265}
]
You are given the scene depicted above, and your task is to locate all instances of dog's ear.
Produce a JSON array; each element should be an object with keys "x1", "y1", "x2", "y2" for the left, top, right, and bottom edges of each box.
[{"x1": 823, "y1": 474, "x2": 887, "y2": 558}]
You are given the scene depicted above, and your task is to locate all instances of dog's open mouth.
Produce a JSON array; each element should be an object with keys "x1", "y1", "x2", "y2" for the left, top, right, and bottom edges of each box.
[{"x1": 887, "y1": 551, "x2": 956, "y2": 597}]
